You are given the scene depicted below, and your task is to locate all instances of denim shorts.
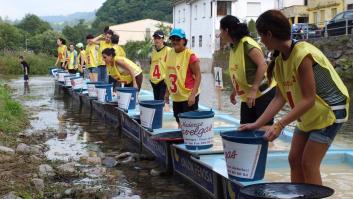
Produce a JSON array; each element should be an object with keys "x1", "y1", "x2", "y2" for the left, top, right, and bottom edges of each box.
[{"x1": 294, "y1": 108, "x2": 346, "y2": 145}]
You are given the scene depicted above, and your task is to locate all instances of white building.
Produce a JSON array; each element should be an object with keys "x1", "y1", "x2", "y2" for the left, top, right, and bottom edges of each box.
[
  {"x1": 276, "y1": 0, "x2": 307, "y2": 9},
  {"x1": 173, "y1": 0, "x2": 277, "y2": 72},
  {"x1": 110, "y1": 19, "x2": 172, "y2": 45}
]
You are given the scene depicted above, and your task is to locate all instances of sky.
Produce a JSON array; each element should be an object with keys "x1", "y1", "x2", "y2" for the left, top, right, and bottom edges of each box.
[{"x1": 0, "y1": 0, "x2": 106, "y2": 20}]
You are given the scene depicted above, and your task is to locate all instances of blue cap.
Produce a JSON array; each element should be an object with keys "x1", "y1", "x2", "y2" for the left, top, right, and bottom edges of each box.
[{"x1": 170, "y1": 28, "x2": 186, "y2": 39}]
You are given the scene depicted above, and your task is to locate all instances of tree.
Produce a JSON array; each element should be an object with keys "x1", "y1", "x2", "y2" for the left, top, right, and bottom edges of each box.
[
  {"x1": 93, "y1": 0, "x2": 172, "y2": 29},
  {"x1": 62, "y1": 19, "x2": 91, "y2": 44},
  {"x1": 29, "y1": 30, "x2": 64, "y2": 55},
  {"x1": 124, "y1": 37, "x2": 152, "y2": 60},
  {"x1": 17, "y1": 14, "x2": 52, "y2": 35},
  {"x1": 0, "y1": 22, "x2": 25, "y2": 50}
]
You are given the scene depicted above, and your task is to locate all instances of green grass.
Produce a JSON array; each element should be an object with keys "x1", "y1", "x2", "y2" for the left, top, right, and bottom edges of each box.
[
  {"x1": 0, "y1": 84, "x2": 29, "y2": 146},
  {"x1": 0, "y1": 51, "x2": 56, "y2": 75}
]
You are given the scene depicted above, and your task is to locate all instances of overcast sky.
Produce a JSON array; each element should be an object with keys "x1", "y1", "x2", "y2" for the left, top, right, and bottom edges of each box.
[{"x1": 0, "y1": 0, "x2": 106, "y2": 20}]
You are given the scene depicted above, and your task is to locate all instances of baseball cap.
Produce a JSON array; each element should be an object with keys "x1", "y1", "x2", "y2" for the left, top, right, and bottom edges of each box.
[
  {"x1": 169, "y1": 28, "x2": 186, "y2": 39},
  {"x1": 76, "y1": 43, "x2": 84, "y2": 48},
  {"x1": 153, "y1": 30, "x2": 165, "y2": 38}
]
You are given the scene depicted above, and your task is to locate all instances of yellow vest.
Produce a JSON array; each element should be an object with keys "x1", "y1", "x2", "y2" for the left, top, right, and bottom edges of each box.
[
  {"x1": 275, "y1": 42, "x2": 349, "y2": 132},
  {"x1": 97, "y1": 41, "x2": 112, "y2": 65},
  {"x1": 106, "y1": 56, "x2": 143, "y2": 84},
  {"x1": 113, "y1": 45, "x2": 126, "y2": 57},
  {"x1": 85, "y1": 44, "x2": 97, "y2": 68},
  {"x1": 57, "y1": 45, "x2": 67, "y2": 62},
  {"x1": 67, "y1": 50, "x2": 76, "y2": 70},
  {"x1": 78, "y1": 50, "x2": 86, "y2": 71},
  {"x1": 150, "y1": 46, "x2": 171, "y2": 84},
  {"x1": 229, "y1": 36, "x2": 276, "y2": 102},
  {"x1": 165, "y1": 48, "x2": 200, "y2": 102}
]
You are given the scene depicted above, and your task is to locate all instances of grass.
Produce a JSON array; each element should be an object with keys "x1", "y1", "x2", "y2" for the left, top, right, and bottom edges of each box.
[
  {"x1": 0, "y1": 83, "x2": 29, "y2": 146},
  {"x1": 0, "y1": 51, "x2": 56, "y2": 75}
]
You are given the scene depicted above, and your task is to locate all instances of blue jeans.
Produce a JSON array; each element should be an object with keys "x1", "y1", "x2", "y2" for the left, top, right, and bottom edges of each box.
[{"x1": 97, "y1": 65, "x2": 108, "y2": 83}]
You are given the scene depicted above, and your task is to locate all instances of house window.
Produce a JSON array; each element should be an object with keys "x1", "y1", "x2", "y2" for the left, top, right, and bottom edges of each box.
[
  {"x1": 348, "y1": 4, "x2": 353, "y2": 10},
  {"x1": 183, "y1": 8, "x2": 186, "y2": 22},
  {"x1": 178, "y1": 10, "x2": 181, "y2": 23},
  {"x1": 331, "y1": 8, "x2": 337, "y2": 17},
  {"x1": 199, "y1": 35, "x2": 202, "y2": 47},
  {"x1": 194, "y1": 5, "x2": 198, "y2": 20},
  {"x1": 203, "y1": 2, "x2": 206, "y2": 18},
  {"x1": 304, "y1": 0, "x2": 308, "y2": 6},
  {"x1": 217, "y1": 1, "x2": 231, "y2": 16},
  {"x1": 192, "y1": 36, "x2": 195, "y2": 47},
  {"x1": 320, "y1": 10, "x2": 325, "y2": 24},
  {"x1": 247, "y1": 2, "x2": 261, "y2": 19},
  {"x1": 313, "y1": 12, "x2": 318, "y2": 24},
  {"x1": 210, "y1": 2, "x2": 213, "y2": 17}
]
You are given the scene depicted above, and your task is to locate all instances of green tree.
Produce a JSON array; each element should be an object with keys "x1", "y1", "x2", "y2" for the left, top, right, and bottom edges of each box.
[
  {"x1": 124, "y1": 37, "x2": 152, "y2": 60},
  {"x1": 62, "y1": 19, "x2": 90, "y2": 44},
  {"x1": 0, "y1": 22, "x2": 25, "y2": 50},
  {"x1": 93, "y1": 0, "x2": 172, "y2": 30},
  {"x1": 29, "y1": 30, "x2": 64, "y2": 55},
  {"x1": 17, "y1": 14, "x2": 52, "y2": 35}
]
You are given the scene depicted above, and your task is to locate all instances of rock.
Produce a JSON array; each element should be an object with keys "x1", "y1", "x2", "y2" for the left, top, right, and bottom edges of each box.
[
  {"x1": 150, "y1": 168, "x2": 165, "y2": 176},
  {"x1": 16, "y1": 143, "x2": 31, "y2": 154},
  {"x1": 83, "y1": 167, "x2": 107, "y2": 178},
  {"x1": 58, "y1": 132, "x2": 67, "y2": 140},
  {"x1": 64, "y1": 188, "x2": 74, "y2": 196},
  {"x1": 57, "y1": 162, "x2": 77, "y2": 176},
  {"x1": 0, "y1": 154, "x2": 14, "y2": 163},
  {"x1": 1, "y1": 192, "x2": 22, "y2": 199},
  {"x1": 31, "y1": 178, "x2": 44, "y2": 193},
  {"x1": 39, "y1": 164, "x2": 55, "y2": 178},
  {"x1": 87, "y1": 157, "x2": 102, "y2": 165},
  {"x1": 102, "y1": 157, "x2": 117, "y2": 168},
  {"x1": 0, "y1": 146, "x2": 15, "y2": 155},
  {"x1": 30, "y1": 155, "x2": 42, "y2": 163}
]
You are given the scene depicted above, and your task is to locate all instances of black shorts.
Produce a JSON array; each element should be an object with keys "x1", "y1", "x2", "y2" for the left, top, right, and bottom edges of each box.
[
  {"x1": 151, "y1": 80, "x2": 167, "y2": 100},
  {"x1": 125, "y1": 73, "x2": 143, "y2": 91},
  {"x1": 240, "y1": 87, "x2": 275, "y2": 125},
  {"x1": 173, "y1": 95, "x2": 199, "y2": 123},
  {"x1": 24, "y1": 75, "x2": 29, "y2": 81}
]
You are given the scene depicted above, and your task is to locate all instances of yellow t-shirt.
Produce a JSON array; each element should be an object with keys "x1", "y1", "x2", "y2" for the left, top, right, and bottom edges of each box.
[
  {"x1": 106, "y1": 56, "x2": 143, "y2": 84},
  {"x1": 85, "y1": 44, "x2": 97, "y2": 68},
  {"x1": 275, "y1": 41, "x2": 349, "y2": 131},
  {"x1": 150, "y1": 46, "x2": 171, "y2": 84},
  {"x1": 165, "y1": 48, "x2": 200, "y2": 102},
  {"x1": 57, "y1": 45, "x2": 67, "y2": 62},
  {"x1": 113, "y1": 45, "x2": 126, "y2": 57},
  {"x1": 97, "y1": 41, "x2": 112, "y2": 66}
]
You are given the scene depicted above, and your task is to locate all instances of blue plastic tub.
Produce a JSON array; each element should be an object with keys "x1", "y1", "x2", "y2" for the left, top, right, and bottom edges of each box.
[
  {"x1": 117, "y1": 87, "x2": 138, "y2": 110},
  {"x1": 179, "y1": 110, "x2": 215, "y2": 150},
  {"x1": 220, "y1": 130, "x2": 268, "y2": 182},
  {"x1": 139, "y1": 100, "x2": 165, "y2": 130},
  {"x1": 95, "y1": 84, "x2": 113, "y2": 102}
]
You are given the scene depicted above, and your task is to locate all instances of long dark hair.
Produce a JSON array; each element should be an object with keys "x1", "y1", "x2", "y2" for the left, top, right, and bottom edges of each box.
[
  {"x1": 58, "y1": 37, "x2": 66, "y2": 45},
  {"x1": 220, "y1": 15, "x2": 250, "y2": 42},
  {"x1": 256, "y1": 10, "x2": 291, "y2": 81},
  {"x1": 102, "y1": 48, "x2": 116, "y2": 57}
]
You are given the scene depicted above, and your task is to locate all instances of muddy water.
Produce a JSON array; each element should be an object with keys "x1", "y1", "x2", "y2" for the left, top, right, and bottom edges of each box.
[{"x1": 10, "y1": 76, "x2": 207, "y2": 199}]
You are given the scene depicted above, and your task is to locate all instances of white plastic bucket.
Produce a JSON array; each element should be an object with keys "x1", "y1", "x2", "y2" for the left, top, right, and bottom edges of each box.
[
  {"x1": 58, "y1": 72, "x2": 68, "y2": 82},
  {"x1": 64, "y1": 76, "x2": 74, "y2": 87},
  {"x1": 179, "y1": 111, "x2": 215, "y2": 150},
  {"x1": 71, "y1": 77, "x2": 83, "y2": 90},
  {"x1": 97, "y1": 87, "x2": 106, "y2": 102},
  {"x1": 87, "y1": 83, "x2": 98, "y2": 98}
]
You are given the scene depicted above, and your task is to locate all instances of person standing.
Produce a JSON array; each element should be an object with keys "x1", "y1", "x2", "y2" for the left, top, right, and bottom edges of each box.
[
  {"x1": 76, "y1": 42, "x2": 86, "y2": 76},
  {"x1": 219, "y1": 15, "x2": 276, "y2": 125},
  {"x1": 66, "y1": 44, "x2": 78, "y2": 74},
  {"x1": 19, "y1": 56, "x2": 29, "y2": 83},
  {"x1": 164, "y1": 28, "x2": 201, "y2": 125},
  {"x1": 85, "y1": 34, "x2": 98, "y2": 81},
  {"x1": 54, "y1": 38, "x2": 67, "y2": 69},
  {"x1": 240, "y1": 10, "x2": 350, "y2": 185},
  {"x1": 111, "y1": 34, "x2": 126, "y2": 57},
  {"x1": 150, "y1": 30, "x2": 171, "y2": 100}
]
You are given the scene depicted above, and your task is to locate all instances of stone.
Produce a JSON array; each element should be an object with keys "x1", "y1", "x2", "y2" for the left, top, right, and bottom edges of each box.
[
  {"x1": 64, "y1": 189, "x2": 74, "y2": 196},
  {"x1": 58, "y1": 132, "x2": 67, "y2": 140},
  {"x1": 39, "y1": 164, "x2": 55, "y2": 178},
  {"x1": 0, "y1": 146, "x2": 15, "y2": 155},
  {"x1": 87, "y1": 157, "x2": 102, "y2": 165},
  {"x1": 1, "y1": 192, "x2": 22, "y2": 199},
  {"x1": 83, "y1": 167, "x2": 107, "y2": 178},
  {"x1": 31, "y1": 178, "x2": 44, "y2": 193},
  {"x1": 30, "y1": 155, "x2": 42, "y2": 163},
  {"x1": 102, "y1": 157, "x2": 117, "y2": 168},
  {"x1": 16, "y1": 143, "x2": 31, "y2": 154},
  {"x1": 57, "y1": 162, "x2": 77, "y2": 176}
]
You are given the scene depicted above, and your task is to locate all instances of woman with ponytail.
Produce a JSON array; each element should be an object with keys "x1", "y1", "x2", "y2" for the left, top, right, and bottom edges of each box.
[
  {"x1": 240, "y1": 10, "x2": 349, "y2": 185},
  {"x1": 219, "y1": 15, "x2": 276, "y2": 125},
  {"x1": 102, "y1": 48, "x2": 143, "y2": 91}
]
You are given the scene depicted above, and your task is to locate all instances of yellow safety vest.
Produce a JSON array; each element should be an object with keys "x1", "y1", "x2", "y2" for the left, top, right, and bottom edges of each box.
[
  {"x1": 97, "y1": 41, "x2": 112, "y2": 66},
  {"x1": 150, "y1": 46, "x2": 171, "y2": 84},
  {"x1": 275, "y1": 41, "x2": 350, "y2": 132},
  {"x1": 229, "y1": 36, "x2": 276, "y2": 102},
  {"x1": 165, "y1": 48, "x2": 200, "y2": 102},
  {"x1": 85, "y1": 44, "x2": 97, "y2": 68},
  {"x1": 107, "y1": 56, "x2": 143, "y2": 84},
  {"x1": 57, "y1": 45, "x2": 67, "y2": 62},
  {"x1": 67, "y1": 50, "x2": 76, "y2": 70},
  {"x1": 113, "y1": 45, "x2": 126, "y2": 57},
  {"x1": 78, "y1": 50, "x2": 86, "y2": 71}
]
